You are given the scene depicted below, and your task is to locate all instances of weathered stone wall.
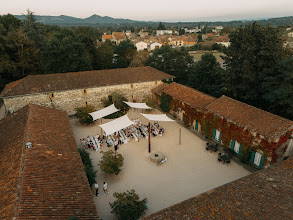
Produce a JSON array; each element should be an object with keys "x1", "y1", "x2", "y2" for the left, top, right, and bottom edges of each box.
[{"x1": 3, "y1": 81, "x2": 162, "y2": 115}]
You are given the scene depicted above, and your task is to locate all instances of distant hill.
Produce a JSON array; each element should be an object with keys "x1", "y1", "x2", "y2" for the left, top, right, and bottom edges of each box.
[{"x1": 13, "y1": 14, "x2": 293, "y2": 27}]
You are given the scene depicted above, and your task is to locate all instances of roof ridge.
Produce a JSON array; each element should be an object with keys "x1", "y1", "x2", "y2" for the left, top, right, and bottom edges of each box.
[
  {"x1": 172, "y1": 82, "x2": 216, "y2": 99},
  {"x1": 221, "y1": 95, "x2": 293, "y2": 123},
  {"x1": 13, "y1": 105, "x2": 31, "y2": 218}
]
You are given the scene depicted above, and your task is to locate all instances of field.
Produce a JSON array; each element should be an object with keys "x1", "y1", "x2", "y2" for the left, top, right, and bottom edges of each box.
[{"x1": 189, "y1": 50, "x2": 225, "y2": 62}]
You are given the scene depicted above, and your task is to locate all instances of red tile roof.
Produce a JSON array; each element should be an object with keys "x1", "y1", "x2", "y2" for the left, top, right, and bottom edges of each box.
[
  {"x1": 205, "y1": 95, "x2": 293, "y2": 139},
  {"x1": 0, "y1": 104, "x2": 98, "y2": 219},
  {"x1": 112, "y1": 32, "x2": 126, "y2": 40},
  {"x1": 153, "y1": 82, "x2": 216, "y2": 111},
  {"x1": 1, "y1": 67, "x2": 174, "y2": 97},
  {"x1": 102, "y1": 34, "x2": 113, "y2": 40},
  {"x1": 144, "y1": 158, "x2": 293, "y2": 219}
]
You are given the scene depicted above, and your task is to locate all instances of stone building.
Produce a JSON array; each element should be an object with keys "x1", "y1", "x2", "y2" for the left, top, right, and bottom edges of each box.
[
  {"x1": 153, "y1": 82, "x2": 293, "y2": 168},
  {"x1": 0, "y1": 66, "x2": 174, "y2": 115}
]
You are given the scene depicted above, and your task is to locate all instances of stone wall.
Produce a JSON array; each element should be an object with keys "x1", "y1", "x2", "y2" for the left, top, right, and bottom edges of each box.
[{"x1": 3, "y1": 81, "x2": 162, "y2": 115}]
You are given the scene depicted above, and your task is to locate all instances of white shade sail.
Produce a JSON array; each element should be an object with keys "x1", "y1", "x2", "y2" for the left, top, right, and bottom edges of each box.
[
  {"x1": 124, "y1": 101, "x2": 153, "y2": 109},
  {"x1": 89, "y1": 104, "x2": 119, "y2": 121},
  {"x1": 99, "y1": 114, "x2": 135, "y2": 136},
  {"x1": 140, "y1": 113, "x2": 174, "y2": 122}
]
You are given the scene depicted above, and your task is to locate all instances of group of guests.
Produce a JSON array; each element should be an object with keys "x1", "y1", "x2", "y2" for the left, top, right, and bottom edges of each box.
[{"x1": 80, "y1": 134, "x2": 103, "y2": 151}]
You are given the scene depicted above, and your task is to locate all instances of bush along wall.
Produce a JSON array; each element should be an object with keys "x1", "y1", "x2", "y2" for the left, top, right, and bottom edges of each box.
[{"x1": 78, "y1": 149, "x2": 97, "y2": 186}]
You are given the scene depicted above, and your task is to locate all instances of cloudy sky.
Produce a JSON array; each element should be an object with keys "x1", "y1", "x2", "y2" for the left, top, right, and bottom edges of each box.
[{"x1": 1, "y1": 0, "x2": 293, "y2": 21}]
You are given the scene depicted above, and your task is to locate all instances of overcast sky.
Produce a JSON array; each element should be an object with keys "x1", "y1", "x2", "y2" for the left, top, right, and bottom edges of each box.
[{"x1": 1, "y1": 0, "x2": 293, "y2": 21}]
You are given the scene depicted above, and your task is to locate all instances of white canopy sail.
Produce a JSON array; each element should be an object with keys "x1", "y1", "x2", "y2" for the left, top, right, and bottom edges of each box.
[
  {"x1": 124, "y1": 101, "x2": 153, "y2": 109},
  {"x1": 89, "y1": 104, "x2": 119, "y2": 121},
  {"x1": 99, "y1": 114, "x2": 134, "y2": 136},
  {"x1": 140, "y1": 113, "x2": 174, "y2": 122}
]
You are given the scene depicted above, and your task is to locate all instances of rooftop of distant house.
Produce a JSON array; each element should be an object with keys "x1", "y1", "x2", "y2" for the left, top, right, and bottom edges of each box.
[
  {"x1": 102, "y1": 34, "x2": 113, "y2": 40},
  {"x1": 0, "y1": 104, "x2": 98, "y2": 219},
  {"x1": 205, "y1": 95, "x2": 293, "y2": 139},
  {"x1": 144, "y1": 158, "x2": 293, "y2": 220},
  {"x1": 1, "y1": 67, "x2": 174, "y2": 98},
  {"x1": 112, "y1": 32, "x2": 126, "y2": 40}
]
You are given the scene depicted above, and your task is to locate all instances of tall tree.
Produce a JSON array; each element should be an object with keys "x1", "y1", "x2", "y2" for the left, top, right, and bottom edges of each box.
[
  {"x1": 41, "y1": 29, "x2": 92, "y2": 74},
  {"x1": 113, "y1": 39, "x2": 136, "y2": 68},
  {"x1": 97, "y1": 40, "x2": 114, "y2": 69},
  {"x1": 188, "y1": 53, "x2": 223, "y2": 97},
  {"x1": 262, "y1": 57, "x2": 293, "y2": 120},
  {"x1": 222, "y1": 22, "x2": 287, "y2": 107},
  {"x1": 145, "y1": 46, "x2": 195, "y2": 84},
  {"x1": 158, "y1": 22, "x2": 166, "y2": 30}
]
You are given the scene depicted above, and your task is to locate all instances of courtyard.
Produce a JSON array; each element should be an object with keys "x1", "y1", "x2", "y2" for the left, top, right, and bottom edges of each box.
[{"x1": 70, "y1": 109, "x2": 252, "y2": 219}]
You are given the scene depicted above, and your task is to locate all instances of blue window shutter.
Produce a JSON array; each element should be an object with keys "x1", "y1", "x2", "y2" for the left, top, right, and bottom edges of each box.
[
  {"x1": 219, "y1": 131, "x2": 221, "y2": 142},
  {"x1": 238, "y1": 144, "x2": 242, "y2": 155},
  {"x1": 212, "y1": 129, "x2": 216, "y2": 139},
  {"x1": 195, "y1": 120, "x2": 198, "y2": 131},
  {"x1": 250, "y1": 152, "x2": 256, "y2": 163},
  {"x1": 258, "y1": 155, "x2": 264, "y2": 169},
  {"x1": 231, "y1": 139, "x2": 235, "y2": 150}
]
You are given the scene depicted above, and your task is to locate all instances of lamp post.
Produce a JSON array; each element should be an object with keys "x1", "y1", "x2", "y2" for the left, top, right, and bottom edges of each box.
[{"x1": 148, "y1": 122, "x2": 151, "y2": 153}]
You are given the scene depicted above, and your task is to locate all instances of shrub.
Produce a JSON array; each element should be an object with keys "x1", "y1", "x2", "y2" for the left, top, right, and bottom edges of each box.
[
  {"x1": 78, "y1": 149, "x2": 96, "y2": 186},
  {"x1": 75, "y1": 105, "x2": 95, "y2": 124},
  {"x1": 102, "y1": 91, "x2": 129, "y2": 119},
  {"x1": 110, "y1": 189, "x2": 146, "y2": 220},
  {"x1": 99, "y1": 150, "x2": 124, "y2": 175},
  {"x1": 159, "y1": 93, "x2": 172, "y2": 113},
  {"x1": 142, "y1": 95, "x2": 156, "y2": 111}
]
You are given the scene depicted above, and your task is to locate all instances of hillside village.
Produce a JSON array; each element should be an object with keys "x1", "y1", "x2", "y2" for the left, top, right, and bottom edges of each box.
[{"x1": 0, "y1": 12, "x2": 293, "y2": 220}]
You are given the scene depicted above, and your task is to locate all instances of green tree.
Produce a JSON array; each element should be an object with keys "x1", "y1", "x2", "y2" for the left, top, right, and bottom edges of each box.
[
  {"x1": 222, "y1": 22, "x2": 288, "y2": 107},
  {"x1": 97, "y1": 40, "x2": 114, "y2": 69},
  {"x1": 41, "y1": 29, "x2": 92, "y2": 74},
  {"x1": 75, "y1": 105, "x2": 95, "y2": 124},
  {"x1": 262, "y1": 57, "x2": 293, "y2": 120},
  {"x1": 188, "y1": 53, "x2": 223, "y2": 97},
  {"x1": 145, "y1": 45, "x2": 195, "y2": 84},
  {"x1": 110, "y1": 189, "x2": 146, "y2": 220},
  {"x1": 99, "y1": 150, "x2": 124, "y2": 175},
  {"x1": 73, "y1": 26, "x2": 101, "y2": 69},
  {"x1": 197, "y1": 34, "x2": 203, "y2": 42},
  {"x1": 22, "y1": 10, "x2": 45, "y2": 49},
  {"x1": 114, "y1": 39, "x2": 137, "y2": 68},
  {"x1": 179, "y1": 28, "x2": 185, "y2": 35},
  {"x1": 160, "y1": 93, "x2": 173, "y2": 112},
  {"x1": 158, "y1": 22, "x2": 166, "y2": 30}
]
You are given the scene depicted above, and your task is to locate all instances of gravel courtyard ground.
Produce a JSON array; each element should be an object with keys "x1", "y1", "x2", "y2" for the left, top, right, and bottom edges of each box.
[{"x1": 70, "y1": 109, "x2": 251, "y2": 219}]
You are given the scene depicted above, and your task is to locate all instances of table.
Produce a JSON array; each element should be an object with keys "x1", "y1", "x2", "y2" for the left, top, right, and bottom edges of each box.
[
  {"x1": 219, "y1": 154, "x2": 230, "y2": 163},
  {"x1": 150, "y1": 152, "x2": 163, "y2": 163},
  {"x1": 208, "y1": 145, "x2": 218, "y2": 152}
]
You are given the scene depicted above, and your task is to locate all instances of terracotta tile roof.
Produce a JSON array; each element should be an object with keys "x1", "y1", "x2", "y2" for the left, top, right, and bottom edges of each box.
[
  {"x1": 153, "y1": 82, "x2": 216, "y2": 111},
  {"x1": 205, "y1": 95, "x2": 293, "y2": 139},
  {"x1": 0, "y1": 104, "x2": 98, "y2": 219},
  {"x1": 112, "y1": 32, "x2": 126, "y2": 40},
  {"x1": 144, "y1": 158, "x2": 293, "y2": 220},
  {"x1": 0, "y1": 78, "x2": 25, "y2": 97},
  {"x1": 0, "y1": 105, "x2": 29, "y2": 219},
  {"x1": 102, "y1": 34, "x2": 113, "y2": 40},
  {"x1": 216, "y1": 35, "x2": 230, "y2": 43},
  {"x1": 1, "y1": 67, "x2": 174, "y2": 97}
]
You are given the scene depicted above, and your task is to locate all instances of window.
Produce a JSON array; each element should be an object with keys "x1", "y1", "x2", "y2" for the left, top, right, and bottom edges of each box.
[
  {"x1": 194, "y1": 120, "x2": 199, "y2": 131},
  {"x1": 254, "y1": 152, "x2": 262, "y2": 166},
  {"x1": 83, "y1": 89, "x2": 87, "y2": 94},
  {"x1": 213, "y1": 129, "x2": 221, "y2": 142},
  {"x1": 50, "y1": 93, "x2": 54, "y2": 98},
  {"x1": 155, "y1": 81, "x2": 158, "y2": 85},
  {"x1": 231, "y1": 140, "x2": 241, "y2": 154},
  {"x1": 130, "y1": 84, "x2": 134, "y2": 88}
]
